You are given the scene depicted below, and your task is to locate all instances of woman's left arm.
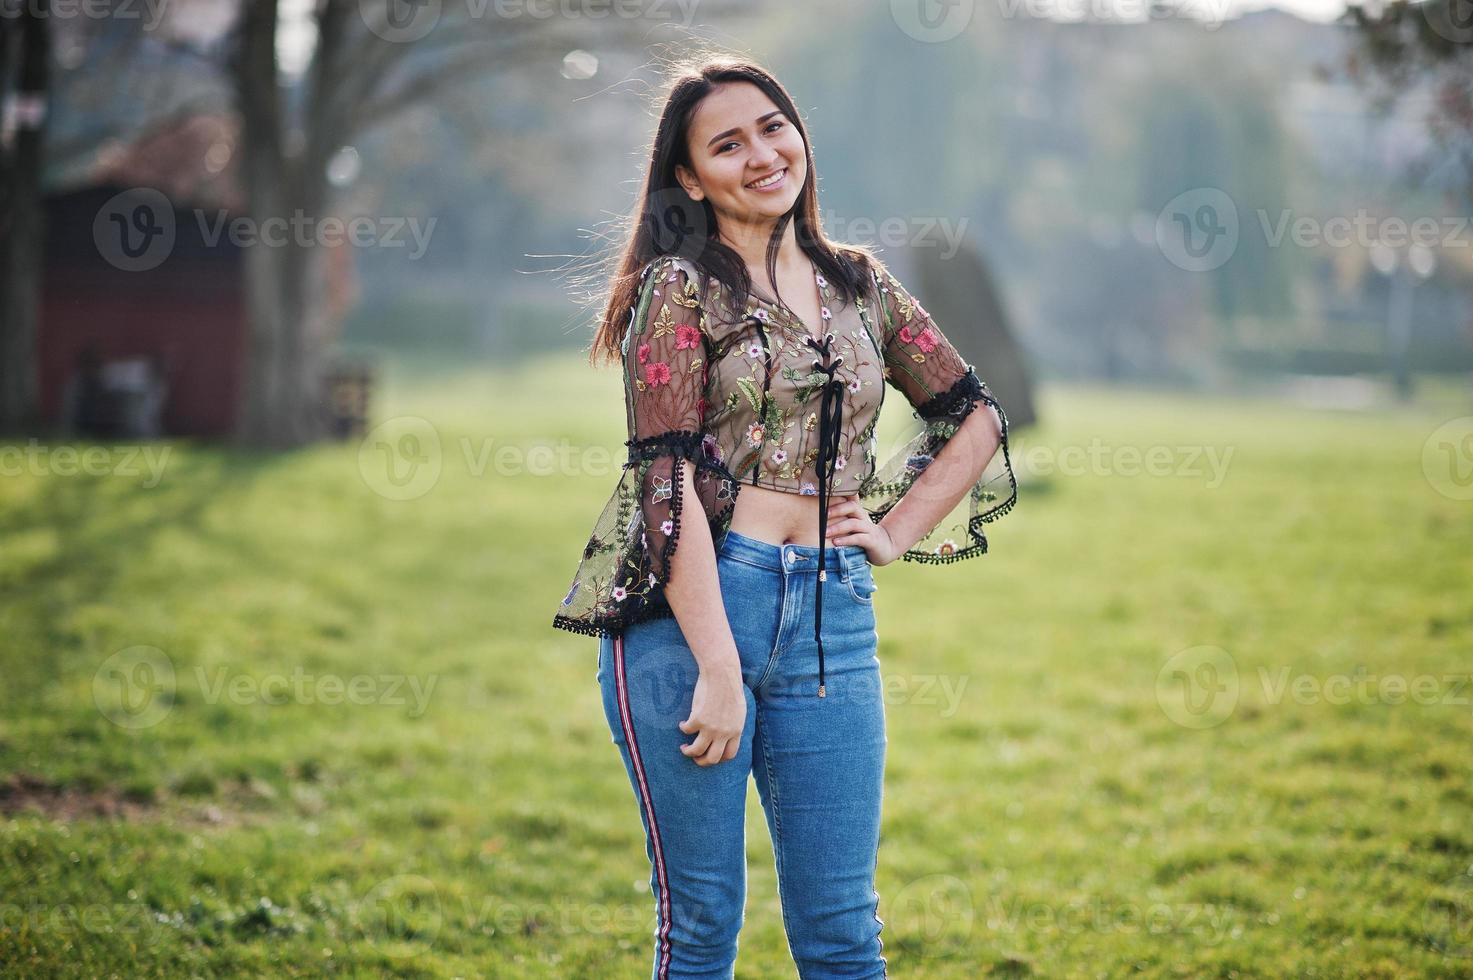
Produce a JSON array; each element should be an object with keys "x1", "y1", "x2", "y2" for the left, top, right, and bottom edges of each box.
[
  {"x1": 831, "y1": 255, "x2": 1017, "y2": 564},
  {"x1": 872, "y1": 400, "x2": 1004, "y2": 560}
]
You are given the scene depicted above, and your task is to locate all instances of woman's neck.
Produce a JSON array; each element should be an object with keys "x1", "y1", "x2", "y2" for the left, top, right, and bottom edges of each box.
[{"x1": 716, "y1": 217, "x2": 805, "y2": 276}]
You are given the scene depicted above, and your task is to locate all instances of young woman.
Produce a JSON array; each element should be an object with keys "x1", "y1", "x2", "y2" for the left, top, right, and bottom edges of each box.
[{"x1": 552, "y1": 56, "x2": 1017, "y2": 980}]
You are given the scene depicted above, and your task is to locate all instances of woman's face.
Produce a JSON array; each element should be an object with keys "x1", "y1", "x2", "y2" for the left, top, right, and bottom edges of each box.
[{"x1": 675, "y1": 81, "x2": 808, "y2": 233}]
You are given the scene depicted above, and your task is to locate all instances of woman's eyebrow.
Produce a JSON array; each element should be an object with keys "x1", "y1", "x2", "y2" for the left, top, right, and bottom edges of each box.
[{"x1": 705, "y1": 110, "x2": 785, "y2": 149}]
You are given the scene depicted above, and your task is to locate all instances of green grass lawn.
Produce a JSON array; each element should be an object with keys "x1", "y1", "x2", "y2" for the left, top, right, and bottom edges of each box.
[{"x1": 2, "y1": 353, "x2": 1471, "y2": 978}]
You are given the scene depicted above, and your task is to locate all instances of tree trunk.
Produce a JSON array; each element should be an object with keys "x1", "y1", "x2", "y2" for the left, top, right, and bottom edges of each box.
[
  {"x1": 231, "y1": 0, "x2": 334, "y2": 449},
  {"x1": 0, "y1": 8, "x2": 48, "y2": 435}
]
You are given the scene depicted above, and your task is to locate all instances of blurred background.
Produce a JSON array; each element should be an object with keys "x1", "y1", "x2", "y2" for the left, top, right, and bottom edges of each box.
[{"x1": 2, "y1": 1, "x2": 1471, "y2": 977}]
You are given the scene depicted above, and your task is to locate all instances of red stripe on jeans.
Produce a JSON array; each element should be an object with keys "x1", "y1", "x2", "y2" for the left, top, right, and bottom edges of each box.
[{"x1": 614, "y1": 633, "x2": 673, "y2": 979}]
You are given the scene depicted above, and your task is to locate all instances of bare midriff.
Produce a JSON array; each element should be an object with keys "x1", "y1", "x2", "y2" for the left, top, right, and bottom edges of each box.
[{"x1": 727, "y1": 483, "x2": 860, "y2": 548}]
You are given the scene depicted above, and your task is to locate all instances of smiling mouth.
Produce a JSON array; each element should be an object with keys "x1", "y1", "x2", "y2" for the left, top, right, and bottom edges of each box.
[{"x1": 746, "y1": 167, "x2": 788, "y2": 189}]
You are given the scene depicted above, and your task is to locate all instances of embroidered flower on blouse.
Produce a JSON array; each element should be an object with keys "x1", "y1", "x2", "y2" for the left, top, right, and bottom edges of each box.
[
  {"x1": 644, "y1": 361, "x2": 671, "y2": 386},
  {"x1": 702, "y1": 432, "x2": 722, "y2": 462},
  {"x1": 935, "y1": 538, "x2": 958, "y2": 557},
  {"x1": 834, "y1": 455, "x2": 847, "y2": 470},
  {"x1": 800, "y1": 481, "x2": 817, "y2": 495},
  {"x1": 661, "y1": 518, "x2": 674, "y2": 535},
  {"x1": 674, "y1": 323, "x2": 702, "y2": 350},
  {"x1": 815, "y1": 272, "x2": 828, "y2": 288},
  {"x1": 746, "y1": 341, "x2": 764, "y2": 359},
  {"x1": 772, "y1": 448, "x2": 788, "y2": 465},
  {"x1": 847, "y1": 377, "x2": 862, "y2": 393},
  {"x1": 746, "y1": 422, "x2": 765, "y2": 447},
  {"x1": 612, "y1": 585, "x2": 627, "y2": 602},
  {"x1": 821, "y1": 306, "x2": 832, "y2": 320},
  {"x1": 637, "y1": 342, "x2": 650, "y2": 365},
  {"x1": 752, "y1": 308, "x2": 770, "y2": 323}
]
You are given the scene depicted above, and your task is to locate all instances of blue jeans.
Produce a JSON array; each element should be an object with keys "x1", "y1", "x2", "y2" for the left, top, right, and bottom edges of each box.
[{"x1": 597, "y1": 528, "x2": 888, "y2": 980}]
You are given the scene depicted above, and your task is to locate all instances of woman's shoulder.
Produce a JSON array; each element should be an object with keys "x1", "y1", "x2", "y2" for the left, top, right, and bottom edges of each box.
[
  {"x1": 636, "y1": 255, "x2": 725, "y2": 329},
  {"x1": 638, "y1": 254, "x2": 706, "y2": 289}
]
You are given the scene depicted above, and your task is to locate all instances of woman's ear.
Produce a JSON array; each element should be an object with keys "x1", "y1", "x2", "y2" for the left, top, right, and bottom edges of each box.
[{"x1": 674, "y1": 163, "x2": 704, "y2": 202}]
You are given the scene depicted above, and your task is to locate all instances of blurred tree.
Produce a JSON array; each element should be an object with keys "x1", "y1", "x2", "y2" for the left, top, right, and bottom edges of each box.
[
  {"x1": 0, "y1": 4, "x2": 49, "y2": 433},
  {"x1": 1345, "y1": 0, "x2": 1473, "y2": 202},
  {"x1": 1344, "y1": 0, "x2": 1473, "y2": 399}
]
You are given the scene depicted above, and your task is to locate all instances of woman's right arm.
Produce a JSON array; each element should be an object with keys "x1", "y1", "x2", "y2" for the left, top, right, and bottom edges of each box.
[{"x1": 624, "y1": 257, "x2": 745, "y2": 764}]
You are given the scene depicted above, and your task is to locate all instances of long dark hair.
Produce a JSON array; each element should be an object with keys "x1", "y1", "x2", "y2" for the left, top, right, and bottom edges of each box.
[{"x1": 588, "y1": 54, "x2": 881, "y2": 368}]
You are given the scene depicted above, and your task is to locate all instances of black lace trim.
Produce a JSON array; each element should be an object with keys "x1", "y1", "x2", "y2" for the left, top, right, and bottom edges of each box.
[
  {"x1": 626, "y1": 429, "x2": 704, "y2": 465},
  {"x1": 858, "y1": 379, "x2": 1018, "y2": 566},
  {"x1": 914, "y1": 368, "x2": 986, "y2": 422},
  {"x1": 551, "y1": 452, "x2": 740, "y2": 639}
]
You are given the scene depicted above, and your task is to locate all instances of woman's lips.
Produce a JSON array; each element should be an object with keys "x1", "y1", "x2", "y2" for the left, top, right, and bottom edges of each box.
[{"x1": 746, "y1": 167, "x2": 788, "y2": 192}]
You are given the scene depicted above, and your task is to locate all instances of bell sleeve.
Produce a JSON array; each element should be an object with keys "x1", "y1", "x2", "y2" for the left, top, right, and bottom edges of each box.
[
  {"x1": 858, "y1": 258, "x2": 1018, "y2": 563},
  {"x1": 553, "y1": 256, "x2": 738, "y2": 637}
]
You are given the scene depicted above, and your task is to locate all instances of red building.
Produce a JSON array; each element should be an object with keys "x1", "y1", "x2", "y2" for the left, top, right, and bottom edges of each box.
[{"x1": 39, "y1": 112, "x2": 356, "y2": 439}]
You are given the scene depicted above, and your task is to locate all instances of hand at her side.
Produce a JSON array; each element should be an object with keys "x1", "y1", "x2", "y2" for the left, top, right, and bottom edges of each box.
[{"x1": 678, "y1": 665, "x2": 747, "y2": 766}]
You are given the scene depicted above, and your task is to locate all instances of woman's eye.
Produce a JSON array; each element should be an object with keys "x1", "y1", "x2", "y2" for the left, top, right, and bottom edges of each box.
[{"x1": 718, "y1": 120, "x2": 785, "y2": 154}]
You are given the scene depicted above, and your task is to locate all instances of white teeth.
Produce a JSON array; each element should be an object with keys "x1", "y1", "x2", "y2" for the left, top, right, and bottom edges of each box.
[{"x1": 748, "y1": 169, "x2": 785, "y2": 188}]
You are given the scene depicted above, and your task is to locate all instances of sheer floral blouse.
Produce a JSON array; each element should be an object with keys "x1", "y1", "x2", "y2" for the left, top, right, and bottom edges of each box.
[{"x1": 552, "y1": 250, "x2": 1018, "y2": 690}]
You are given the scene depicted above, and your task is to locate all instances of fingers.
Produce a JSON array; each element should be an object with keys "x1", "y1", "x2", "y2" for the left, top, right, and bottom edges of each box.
[
  {"x1": 680, "y1": 729, "x2": 711, "y2": 759},
  {"x1": 679, "y1": 725, "x2": 741, "y2": 767}
]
